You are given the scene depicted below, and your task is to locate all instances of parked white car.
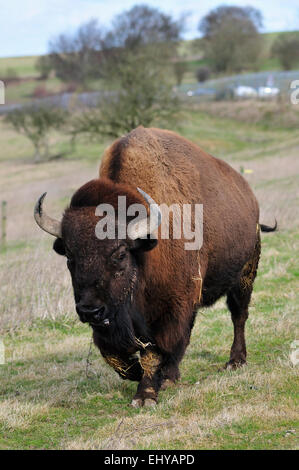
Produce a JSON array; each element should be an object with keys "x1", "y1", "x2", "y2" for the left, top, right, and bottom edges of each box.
[
  {"x1": 234, "y1": 86, "x2": 257, "y2": 98},
  {"x1": 257, "y1": 86, "x2": 280, "y2": 98}
]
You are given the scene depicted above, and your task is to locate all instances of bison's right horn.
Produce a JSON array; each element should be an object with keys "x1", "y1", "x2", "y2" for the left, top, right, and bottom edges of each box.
[
  {"x1": 127, "y1": 188, "x2": 162, "y2": 240},
  {"x1": 34, "y1": 192, "x2": 62, "y2": 238}
]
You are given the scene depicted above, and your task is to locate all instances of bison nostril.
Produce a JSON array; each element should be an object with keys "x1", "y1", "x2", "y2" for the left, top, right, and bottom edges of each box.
[
  {"x1": 93, "y1": 306, "x2": 107, "y2": 322},
  {"x1": 76, "y1": 303, "x2": 108, "y2": 323}
]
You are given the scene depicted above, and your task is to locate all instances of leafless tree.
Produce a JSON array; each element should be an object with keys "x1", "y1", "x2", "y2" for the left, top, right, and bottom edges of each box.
[
  {"x1": 48, "y1": 19, "x2": 103, "y2": 85},
  {"x1": 71, "y1": 5, "x2": 184, "y2": 138}
]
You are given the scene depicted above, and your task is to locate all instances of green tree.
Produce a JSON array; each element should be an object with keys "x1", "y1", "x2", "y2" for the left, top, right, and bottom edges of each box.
[
  {"x1": 271, "y1": 33, "x2": 299, "y2": 70},
  {"x1": 198, "y1": 5, "x2": 263, "y2": 72},
  {"x1": 71, "y1": 49, "x2": 179, "y2": 139},
  {"x1": 103, "y1": 4, "x2": 183, "y2": 51},
  {"x1": 5, "y1": 105, "x2": 69, "y2": 162}
]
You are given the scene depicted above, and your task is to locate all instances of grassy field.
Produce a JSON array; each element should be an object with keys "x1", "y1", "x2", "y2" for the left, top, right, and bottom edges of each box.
[{"x1": 0, "y1": 107, "x2": 298, "y2": 449}]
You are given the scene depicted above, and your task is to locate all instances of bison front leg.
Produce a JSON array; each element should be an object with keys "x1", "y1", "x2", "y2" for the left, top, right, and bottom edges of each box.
[{"x1": 131, "y1": 348, "x2": 162, "y2": 408}]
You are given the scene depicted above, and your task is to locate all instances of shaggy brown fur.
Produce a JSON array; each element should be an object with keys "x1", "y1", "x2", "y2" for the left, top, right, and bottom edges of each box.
[
  {"x1": 50, "y1": 126, "x2": 276, "y2": 406},
  {"x1": 101, "y1": 127, "x2": 260, "y2": 349}
]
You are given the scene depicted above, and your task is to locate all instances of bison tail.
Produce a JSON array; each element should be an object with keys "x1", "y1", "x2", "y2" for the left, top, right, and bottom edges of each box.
[{"x1": 260, "y1": 219, "x2": 278, "y2": 233}]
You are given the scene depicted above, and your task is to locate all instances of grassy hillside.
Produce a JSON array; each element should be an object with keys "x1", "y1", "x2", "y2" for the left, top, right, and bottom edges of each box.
[
  {"x1": 0, "y1": 108, "x2": 298, "y2": 449},
  {"x1": 1, "y1": 31, "x2": 298, "y2": 104},
  {"x1": 0, "y1": 56, "x2": 38, "y2": 78},
  {"x1": 178, "y1": 31, "x2": 299, "y2": 82}
]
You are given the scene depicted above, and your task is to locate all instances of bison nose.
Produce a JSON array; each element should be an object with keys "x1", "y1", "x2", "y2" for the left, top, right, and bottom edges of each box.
[{"x1": 76, "y1": 303, "x2": 108, "y2": 323}]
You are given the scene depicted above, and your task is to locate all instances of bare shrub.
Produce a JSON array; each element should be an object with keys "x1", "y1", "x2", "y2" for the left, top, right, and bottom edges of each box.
[
  {"x1": 5, "y1": 105, "x2": 69, "y2": 162},
  {"x1": 48, "y1": 19, "x2": 103, "y2": 86},
  {"x1": 32, "y1": 86, "x2": 50, "y2": 99},
  {"x1": 196, "y1": 66, "x2": 211, "y2": 83}
]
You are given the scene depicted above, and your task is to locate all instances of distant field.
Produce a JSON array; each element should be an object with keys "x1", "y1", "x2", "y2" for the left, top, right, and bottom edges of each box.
[
  {"x1": 0, "y1": 56, "x2": 38, "y2": 78},
  {"x1": 1, "y1": 31, "x2": 299, "y2": 104},
  {"x1": 0, "y1": 107, "x2": 298, "y2": 449}
]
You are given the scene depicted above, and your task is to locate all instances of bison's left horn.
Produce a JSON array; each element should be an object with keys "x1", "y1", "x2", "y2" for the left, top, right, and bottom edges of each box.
[
  {"x1": 34, "y1": 192, "x2": 62, "y2": 238},
  {"x1": 127, "y1": 188, "x2": 162, "y2": 240}
]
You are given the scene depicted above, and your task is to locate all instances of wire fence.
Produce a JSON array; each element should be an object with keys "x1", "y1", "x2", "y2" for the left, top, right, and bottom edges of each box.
[
  {"x1": 1, "y1": 70, "x2": 298, "y2": 114},
  {"x1": 0, "y1": 90, "x2": 105, "y2": 115}
]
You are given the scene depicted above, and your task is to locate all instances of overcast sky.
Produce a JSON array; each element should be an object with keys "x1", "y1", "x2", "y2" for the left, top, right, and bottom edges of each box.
[{"x1": 1, "y1": 0, "x2": 299, "y2": 57}]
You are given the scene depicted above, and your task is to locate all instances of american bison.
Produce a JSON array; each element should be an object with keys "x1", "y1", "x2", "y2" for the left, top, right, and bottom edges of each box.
[{"x1": 34, "y1": 127, "x2": 276, "y2": 407}]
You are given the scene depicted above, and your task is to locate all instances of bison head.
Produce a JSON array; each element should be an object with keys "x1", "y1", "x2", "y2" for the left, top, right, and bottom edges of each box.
[{"x1": 34, "y1": 179, "x2": 161, "y2": 351}]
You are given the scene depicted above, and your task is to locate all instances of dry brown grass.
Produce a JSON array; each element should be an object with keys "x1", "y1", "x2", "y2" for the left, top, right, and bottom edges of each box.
[
  {"x1": 0, "y1": 158, "x2": 95, "y2": 241},
  {"x1": 0, "y1": 399, "x2": 49, "y2": 431},
  {"x1": 197, "y1": 99, "x2": 299, "y2": 129},
  {"x1": 0, "y1": 156, "x2": 96, "y2": 329},
  {"x1": 224, "y1": 136, "x2": 299, "y2": 230},
  {"x1": 0, "y1": 245, "x2": 74, "y2": 329}
]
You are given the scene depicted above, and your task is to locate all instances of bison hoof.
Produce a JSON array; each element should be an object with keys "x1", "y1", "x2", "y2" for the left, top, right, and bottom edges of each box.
[
  {"x1": 131, "y1": 398, "x2": 143, "y2": 408},
  {"x1": 130, "y1": 398, "x2": 157, "y2": 408},
  {"x1": 143, "y1": 398, "x2": 157, "y2": 408},
  {"x1": 225, "y1": 359, "x2": 247, "y2": 370}
]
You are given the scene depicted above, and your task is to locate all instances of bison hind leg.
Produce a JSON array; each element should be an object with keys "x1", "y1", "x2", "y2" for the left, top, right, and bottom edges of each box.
[{"x1": 225, "y1": 233, "x2": 261, "y2": 370}]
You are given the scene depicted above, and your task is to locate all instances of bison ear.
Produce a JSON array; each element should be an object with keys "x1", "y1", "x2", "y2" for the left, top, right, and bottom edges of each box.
[
  {"x1": 53, "y1": 238, "x2": 65, "y2": 256},
  {"x1": 131, "y1": 235, "x2": 158, "y2": 253}
]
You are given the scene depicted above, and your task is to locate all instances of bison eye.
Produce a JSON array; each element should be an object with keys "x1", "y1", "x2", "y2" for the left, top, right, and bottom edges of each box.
[{"x1": 111, "y1": 247, "x2": 127, "y2": 264}]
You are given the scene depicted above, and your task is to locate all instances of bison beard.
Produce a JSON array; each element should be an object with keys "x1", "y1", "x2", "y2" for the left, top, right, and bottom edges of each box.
[
  {"x1": 93, "y1": 302, "x2": 152, "y2": 383},
  {"x1": 92, "y1": 295, "x2": 152, "y2": 359},
  {"x1": 92, "y1": 288, "x2": 164, "y2": 401},
  {"x1": 34, "y1": 126, "x2": 277, "y2": 407}
]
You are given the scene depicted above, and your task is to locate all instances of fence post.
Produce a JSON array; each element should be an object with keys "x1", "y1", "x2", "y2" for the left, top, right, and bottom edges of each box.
[{"x1": 1, "y1": 201, "x2": 7, "y2": 248}]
